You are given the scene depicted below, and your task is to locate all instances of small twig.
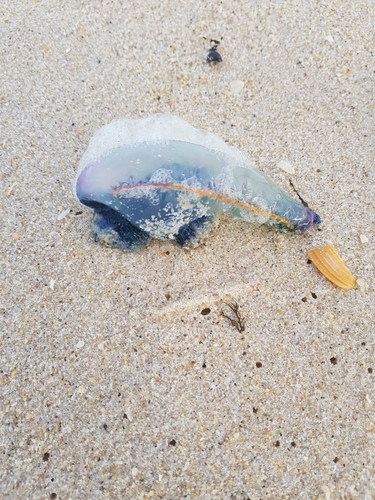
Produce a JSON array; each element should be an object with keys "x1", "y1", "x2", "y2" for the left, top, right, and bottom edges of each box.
[
  {"x1": 289, "y1": 179, "x2": 309, "y2": 207},
  {"x1": 221, "y1": 301, "x2": 245, "y2": 332},
  {"x1": 210, "y1": 38, "x2": 221, "y2": 46}
]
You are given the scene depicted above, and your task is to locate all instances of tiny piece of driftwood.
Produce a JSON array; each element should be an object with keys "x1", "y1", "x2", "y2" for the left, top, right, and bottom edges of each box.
[{"x1": 221, "y1": 301, "x2": 245, "y2": 332}]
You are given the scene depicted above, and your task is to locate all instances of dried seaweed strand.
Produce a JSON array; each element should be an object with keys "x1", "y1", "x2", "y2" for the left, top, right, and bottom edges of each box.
[
  {"x1": 289, "y1": 179, "x2": 309, "y2": 208},
  {"x1": 221, "y1": 301, "x2": 245, "y2": 332}
]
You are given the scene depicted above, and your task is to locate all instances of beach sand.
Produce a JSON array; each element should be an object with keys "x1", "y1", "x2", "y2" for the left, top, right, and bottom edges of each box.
[{"x1": 1, "y1": 1, "x2": 374, "y2": 498}]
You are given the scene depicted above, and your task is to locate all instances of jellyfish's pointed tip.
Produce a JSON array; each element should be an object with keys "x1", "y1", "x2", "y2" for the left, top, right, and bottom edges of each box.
[{"x1": 313, "y1": 212, "x2": 321, "y2": 225}]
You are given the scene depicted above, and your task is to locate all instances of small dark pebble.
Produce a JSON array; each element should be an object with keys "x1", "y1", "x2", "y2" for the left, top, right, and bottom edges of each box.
[
  {"x1": 123, "y1": 413, "x2": 128, "y2": 419},
  {"x1": 75, "y1": 211, "x2": 83, "y2": 216},
  {"x1": 333, "y1": 457, "x2": 339, "y2": 463},
  {"x1": 206, "y1": 48, "x2": 222, "y2": 63},
  {"x1": 256, "y1": 362, "x2": 262, "y2": 368},
  {"x1": 103, "y1": 423, "x2": 108, "y2": 430},
  {"x1": 301, "y1": 297, "x2": 308, "y2": 302},
  {"x1": 274, "y1": 440, "x2": 280, "y2": 447},
  {"x1": 307, "y1": 259, "x2": 312, "y2": 264},
  {"x1": 291, "y1": 441, "x2": 296, "y2": 447},
  {"x1": 43, "y1": 452, "x2": 50, "y2": 462},
  {"x1": 330, "y1": 357, "x2": 338, "y2": 365},
  {"x1": 201, "y1": 308, "x2": 211, "y2": 315},
  {"x1": 165, "y1": 293, "x2": 172, "y2": 300},
  {"x1": 202, "y1": 362, "x2": 206, "y2": 368},
  {"x1": 50, "y1": 494, "x2": 57, "y2": 500},
  {"x1": 169, "y1": 439, "x2": 176, "y2": 446},
  {"x1": 368, "y1": 367, "x2": 373, "y2": 374},
  {"x1": 311, "y1": 292, "x2": 317, "y2": 299},
  {"x1": 253, "y1": 407, "x2": 258, "y2": 413}
]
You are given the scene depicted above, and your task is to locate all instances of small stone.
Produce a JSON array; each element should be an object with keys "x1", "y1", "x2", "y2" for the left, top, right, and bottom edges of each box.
[
  {"x1": 277, "y1": 160, "x2": 295, "y2": 174},
  {"x1": 325, "y1": 35, "x2": 334, "y2": 43},
  {"x1": 131, "y1": 467, "x2": 138, "y2": 477},
  {"x1": 356, "y1": 278, "x2": 366, "y2": 291},
  {"x1": 57, "y1": 209, "x2": 70, "y2": 220},
  {"x1": 50, "y1": 279, "x2": 55, "y2": 290},
  {"x1": 365, "y1": 394, "x2": 372, "y2": 406},
  {"x1": 229, "y1": 80, "x2": 245, "y2": 95},
  {"x1": 359, "y1": 234, "x2": 369, "y2": 243},
  {"x1": 76, "y1": 340, "x2": 85, "y2": 348},
  {"x1": 322, "y1": 485, "x2": 334, "y2": 499}
]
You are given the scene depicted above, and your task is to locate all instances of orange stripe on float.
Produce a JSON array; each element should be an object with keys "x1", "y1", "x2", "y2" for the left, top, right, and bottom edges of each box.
[{"x1": 113, "y1": 182, "x2": 294, "y2": 230}]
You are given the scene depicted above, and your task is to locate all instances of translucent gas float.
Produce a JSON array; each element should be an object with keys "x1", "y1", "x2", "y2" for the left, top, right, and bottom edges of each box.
[{"x1": 75, "y1": 115, "x2": 320, "y2": 251}]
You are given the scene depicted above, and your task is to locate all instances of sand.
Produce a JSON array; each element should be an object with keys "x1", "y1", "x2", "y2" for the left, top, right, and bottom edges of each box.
[{"x1": 1, "y1": 1, "x2": 374, "y2": 498}]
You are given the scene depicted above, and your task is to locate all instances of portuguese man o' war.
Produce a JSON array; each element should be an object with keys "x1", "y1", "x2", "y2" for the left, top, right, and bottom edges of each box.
[{"x1": 75, "y1": 114, "x2": 320, "y2": 251}]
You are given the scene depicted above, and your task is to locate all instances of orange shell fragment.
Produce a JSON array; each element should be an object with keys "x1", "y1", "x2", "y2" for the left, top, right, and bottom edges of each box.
[{"x1": 308, "y1": 245, "x2": 356, "y2": 289}]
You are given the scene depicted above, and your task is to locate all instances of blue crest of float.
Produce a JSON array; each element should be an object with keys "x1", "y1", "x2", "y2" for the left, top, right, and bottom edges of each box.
[{"x1": 75, "y1": 114, "x2": 320, "y2": 251}]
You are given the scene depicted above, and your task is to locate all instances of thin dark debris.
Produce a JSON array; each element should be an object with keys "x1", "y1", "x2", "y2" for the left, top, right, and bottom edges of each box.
[
  {"x1": 289, "y1": 179, "x2": 309, "y2": 207},
  {"x1": 221, "y1": 301, "x2": 245, "y2": 332}
]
